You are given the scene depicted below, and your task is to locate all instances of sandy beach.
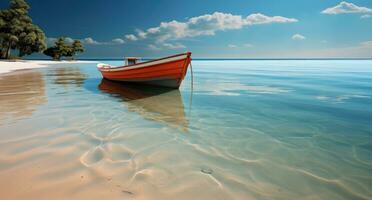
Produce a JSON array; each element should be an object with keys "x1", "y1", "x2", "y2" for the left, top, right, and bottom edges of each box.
[{"x1": 0, "y1": 60, "x2": 96, "y2": 75}]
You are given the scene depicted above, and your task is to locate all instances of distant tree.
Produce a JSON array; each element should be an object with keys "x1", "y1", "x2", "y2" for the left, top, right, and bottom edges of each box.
[
  {"x1": 0, "y1": 0, "x2": 46, "y2": 59},
  {"x1": 43, "y1": 38, "x2": 64, "y2": 60},
  {"x1": 43, "y1": 37, "x2": 84, "y2": 60},
  {"x1": 70, "y1": 40, "x2": 84, "y2": 59},
  {"x1": 43, "y1": 46, "x2": 58, "y2": 60},
  {"x1": 55, "y1": 37, "x2": 68, "y2": 58},
  {"x1": 72, "y1": 40, "x2": 84, "y2": 54}
]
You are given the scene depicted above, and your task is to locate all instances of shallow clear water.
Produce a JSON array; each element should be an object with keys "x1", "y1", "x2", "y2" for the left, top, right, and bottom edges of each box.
[{"x1": 0, "y1": 60, "x2": 371, "y2": 200}]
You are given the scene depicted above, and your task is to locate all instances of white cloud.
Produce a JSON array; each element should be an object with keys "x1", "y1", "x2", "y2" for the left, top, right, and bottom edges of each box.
[
  {"x1": 82, "y1": 37, "x2": 100, "y2": 45},
  {"x1": 46, "y1": 37, "x2": 57, "y2": 46},
  {"x1": 163, "y1": 43, "x2": 186, "y2": 49},
  {"x1": 125, "y1": 34, "x2": 138, "y2": 41},
  {"x1": 244, "y1": 43, "x2": 254, "y2": 47},
  {"x1": 148, "y1": 43, "x2": 186, "y2": 50},
  {"x1": 48, "y1": 11, "x2": 298, "y2": 49},
  {"x1": 321, "y1": 1, "x2": 372, "y2": 14},
  {"x1": 65, "y1": 37, "x2": 74, "y2": 44},
  {"x1": 272, "y1": 41, "x2": 372, "y2": 58},
  {"x1": 292, "y1": 34, "x2": 306, "y2": 40},
  {"x1": 46, "y1": 37, "x2": 74, "y2": 46},
  {"x1": 112, "y1": 38, "x2": 125, "y2": 44},
  {"x1": 47, "y1": 36, "x2": 127, "y2": 46},
  {"x1": 226, "y1": 43, "x2": 253, "y2": 48},
  {"x1": 147, "y1": 44, "x2": 160, "y2": 51},
  {"x1": 125, "y1": 12, "x2": 298, "y2": 44},
  {"x1": 360, "y1": 14, "x2": 371, "y2": 19},
  {"x1": 245, "y1": 13, "x2": 298, "y2": 25},
  {"x1": 136, "y1": 29, "x2": 147, "y2": 39},
  {"x1": 360, "y1": 40, "x2": 372, "y2": 47}
]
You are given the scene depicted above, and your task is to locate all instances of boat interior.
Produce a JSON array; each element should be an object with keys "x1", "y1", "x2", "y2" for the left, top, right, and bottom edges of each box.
[{"x1": 125, "y1": 57, "x2": 141, "y2": 66}]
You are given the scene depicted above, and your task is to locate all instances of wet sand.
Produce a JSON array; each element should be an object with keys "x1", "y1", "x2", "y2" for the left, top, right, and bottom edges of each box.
[{"x1": 0, "y1": 60, "x2": 95, "y2": 74}]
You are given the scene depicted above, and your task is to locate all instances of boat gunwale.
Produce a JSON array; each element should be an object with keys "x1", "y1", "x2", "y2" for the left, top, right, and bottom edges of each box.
[{"x1": 98, "y1": 52, "x2": 191, "y2": 72}]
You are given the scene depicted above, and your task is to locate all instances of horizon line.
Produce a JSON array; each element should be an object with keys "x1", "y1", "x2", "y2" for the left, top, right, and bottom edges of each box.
[{"x1": 25, "y1": 57, "x2": 372, "y2": 61}]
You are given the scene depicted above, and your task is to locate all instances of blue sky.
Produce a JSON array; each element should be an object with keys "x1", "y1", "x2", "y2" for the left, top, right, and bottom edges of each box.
[{"x1": 1, "y1": 0, "x2": 372, "y2": 58}]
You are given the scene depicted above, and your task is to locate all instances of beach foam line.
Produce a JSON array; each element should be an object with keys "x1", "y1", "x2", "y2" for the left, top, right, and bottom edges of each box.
[{"x1": 0, "y1": 60, "x2": 97, "y2": 75}]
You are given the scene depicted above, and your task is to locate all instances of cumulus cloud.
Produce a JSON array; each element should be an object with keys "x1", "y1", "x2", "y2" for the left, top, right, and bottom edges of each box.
[
  {"x1": 125, "y1": 12, "x2": 297, "y2": 44},
  {"x1": 360, "y1": 40, "x2": 372, "y2": 47},
  {"x1": 321, "y1": 1, "x2": 372, "y2": 14},
  {"x1": 163, "y1": 43, "x2": 186, "y2": 49},
  {"x1": 226, "y1": 43, "x2": 253, "y2": 48},
  {"x1": 112, "y1": 38, "x2": 125, "y2": 44},
  {"x1": 245, "y1": 13, "x2": 298, "y2": 24},
  {"x1": 65, "y1": 37, "x2": 74, "y2": 44},
  {"x1": 125, "y1": 34, "x2": 138, "y2": 41},
  {"x1": 360, "y1": 14, "x2": 371, "y2": 19},
  {"x1": 135, "y1": 29, "x2": 147, "y2": 39},
  {"x1": 274, "y1": 41, "x2": 372, "y2": 58},
  {"x1": 82, "y1": 37, "x2": 101, "y2": 45},
  {"x1": 292, "y1": 34, "x2": 306, "y2": 40},
  {"x1": 148, "y1": 43, "x2": 186, "y2": 50},
  {"x1": 46, "y1": 37, "x2": 75, "y2": 46},
  {"x1": 47, "y1": 37, "x2": 124, "y2": 46},
  {"x1": 50, "y1": 11, "x2": 298, "y2": 49},
  {"x1": 147, "y1": 44, "x2": 160, "y2": 51},
  {"x1": 83, "y1": 37, "x2": 127, "y2": 45},
  {"x1": 46, "y1": 37, "x2": 57, "y2": 45}
]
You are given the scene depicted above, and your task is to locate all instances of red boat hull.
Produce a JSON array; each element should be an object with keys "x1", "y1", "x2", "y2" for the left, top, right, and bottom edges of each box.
[{"x1": 98, "y1": 52, "x2": 192, "y2": 88}]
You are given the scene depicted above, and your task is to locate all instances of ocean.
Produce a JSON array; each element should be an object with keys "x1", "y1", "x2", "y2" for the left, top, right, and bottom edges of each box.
[{"x1": 0, "y1": 60, "x2": 371, "y2": 199}]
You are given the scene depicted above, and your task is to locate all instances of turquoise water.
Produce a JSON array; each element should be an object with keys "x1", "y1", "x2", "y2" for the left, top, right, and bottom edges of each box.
[{"x1": 0, "y1": 60, "x2": 371, "y2": 199}]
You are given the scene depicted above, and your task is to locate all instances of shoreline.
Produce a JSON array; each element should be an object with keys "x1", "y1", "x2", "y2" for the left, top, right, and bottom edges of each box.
[{"x1": 0, "y1": 60, "x2": 97, "y2": 75}]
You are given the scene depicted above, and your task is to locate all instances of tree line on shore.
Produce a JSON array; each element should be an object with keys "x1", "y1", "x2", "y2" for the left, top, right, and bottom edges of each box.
[
  {"x1": 44, "y1": 37, "x2": 84, "y2": 60},
  {"x1": 0, "y1": 0, "x2": 84, "y2": 60}
]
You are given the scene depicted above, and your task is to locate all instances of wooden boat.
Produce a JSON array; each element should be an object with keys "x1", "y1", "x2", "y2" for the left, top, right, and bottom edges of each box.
[{"x1": 97, "y1": 52, "x2": 192, "y2": 88}]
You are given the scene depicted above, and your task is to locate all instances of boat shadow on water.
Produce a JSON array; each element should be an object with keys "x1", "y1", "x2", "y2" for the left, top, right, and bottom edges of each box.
[{"x1": 96, "y1": 79, "x2": 189, "y2": 131}]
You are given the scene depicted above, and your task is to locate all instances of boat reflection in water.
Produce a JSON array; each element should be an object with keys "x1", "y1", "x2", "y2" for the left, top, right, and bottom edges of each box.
[{"x1": 98, "y1": 79, "x2": 189, "y2": 131}]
